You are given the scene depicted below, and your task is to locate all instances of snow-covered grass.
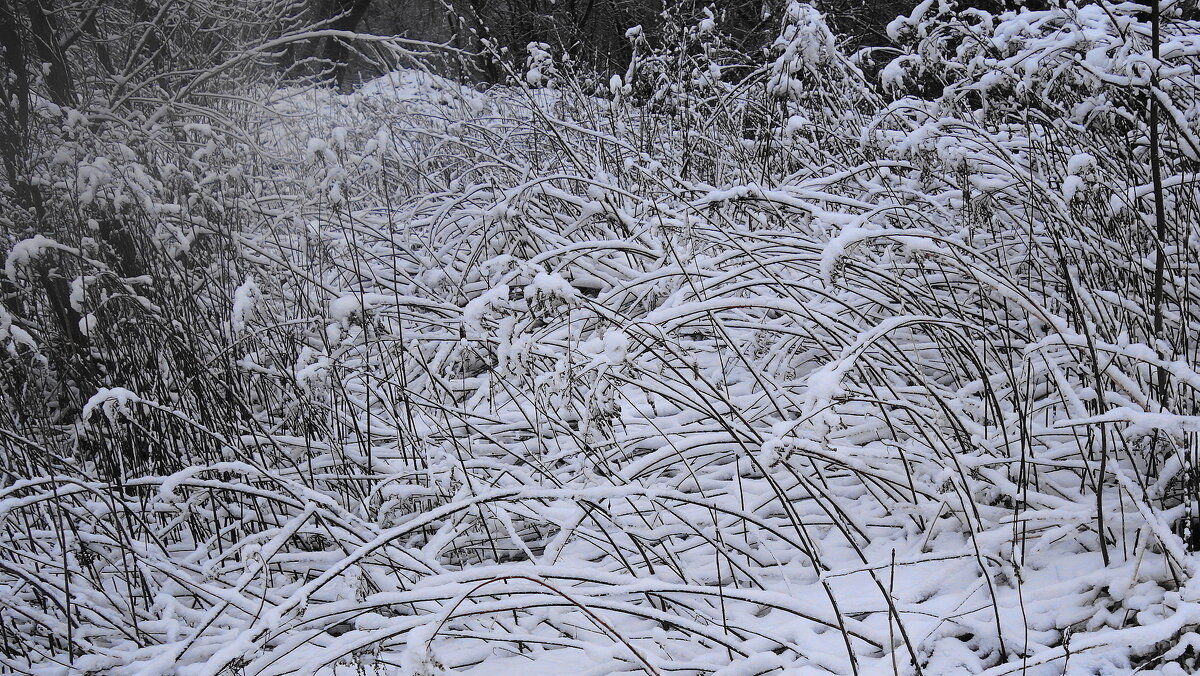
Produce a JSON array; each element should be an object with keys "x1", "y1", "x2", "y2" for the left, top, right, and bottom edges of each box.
[{"x1": 3, "y1": 3, "x2": 1200, "y2": 675}]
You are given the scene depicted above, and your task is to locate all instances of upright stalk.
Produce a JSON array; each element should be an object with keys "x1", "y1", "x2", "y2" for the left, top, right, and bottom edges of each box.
[{"x1": 1149, "y1": 0, "x2": 1168, "y2": 403}]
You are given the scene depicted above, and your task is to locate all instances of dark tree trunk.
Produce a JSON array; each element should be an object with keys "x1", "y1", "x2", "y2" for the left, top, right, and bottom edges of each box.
[
  {"x1": 324, "y1": 0, "x2": 374, "y2": 89},
  {"x1": 22, "y1": 0, "x2": 75, "y2": 107}
]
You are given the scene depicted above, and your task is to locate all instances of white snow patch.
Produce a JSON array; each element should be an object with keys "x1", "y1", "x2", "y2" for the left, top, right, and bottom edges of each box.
[
  {"x1": 231, "y1": 274, "x2": 260, "y2": 333},
  {"x1": 82, "y1": 387, "x2": 142, "y2": 425}
]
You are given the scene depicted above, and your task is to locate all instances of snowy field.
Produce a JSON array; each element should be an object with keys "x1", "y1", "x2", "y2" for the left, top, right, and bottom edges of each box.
[{"x1": 3, "y1": 2, "x2": 1200, "y2": 675}]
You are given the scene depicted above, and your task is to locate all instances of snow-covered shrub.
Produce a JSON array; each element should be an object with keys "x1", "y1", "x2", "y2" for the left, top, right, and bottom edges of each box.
[{"x1": 4, "y1": 2, "x2": 1200, "y2": 676}]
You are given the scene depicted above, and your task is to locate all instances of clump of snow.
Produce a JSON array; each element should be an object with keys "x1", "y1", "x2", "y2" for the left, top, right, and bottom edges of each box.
[
  {"x1": 230, "y1": 274, "x2": 260, "y2": 333},
  {"x1": 329, "y1": 294, "x2": 362, "y2": 323},
  {"x1": 525, "y1": 42, "x2": 557, "y2": 88},
  {"x1": 400, "y1": 623, "x2": 446, "y2": 676},
  {"x1": 5, "y1": 235, "x2": 76, "y2": 281},
  {"x1": 0, "y1": 305, "x2": 37, "y2": 354},
  {"x1": 81, "y1": 387, "x2": 142, "y2": 426},
  {"x1": 1064, "y1": 152, "x2": 1098, "y2": 202},
  {"x1": 293, "y1": 346, "x2": 330, "y2": 393},
  {"x1": 462, "y1": 285, "x2": 511, "y2": 335},
  {"x1": 524, "y1": 271, "x2": 579, "y2": 306},
  {"x1": 602, "y1": 328, "x2": 630, "y2": 365},
  {"x1": 78, "y1": 313, "x2": 98, "y2": 337},
  {"x1": 609, "y1": 74, "x2": 623, "y2": 97},
  {"x1": 1067, "y1": 152, "x2": 1097, "y2": 175},
  {"x1": 304, "y1": 137, "x2": 334, "y2": 164}
]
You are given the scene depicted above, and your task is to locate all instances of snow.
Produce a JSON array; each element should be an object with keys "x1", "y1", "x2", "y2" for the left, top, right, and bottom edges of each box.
[
  {"x1": 4, "y1": 235, "x2": 75, "y2": 280},
  {"x1": 462, "y1": 285, "x2": 510, "y2": 333},
  {"x1": 329, "y1": 294, "x2": 362, "y2": 323},
  {"x1": 601, "y1": 328, "x2": 629, "y2": 365},
  {"x1": 230, "y1": 274, "x2": 259, "y2": 333},
  {"x1": 81, "y1": 387, "x2": 142, "y2": 425},
  {"x1": 5, "y1": 2, "x2": 1200, "y2": 676},
  {"x1": 78, "y1": 312, "x2": 97, "y2": 337},
  {"x1": 523, "y1": 270, "x2": 578, "y2": 306},
  {"x1": 609, "y1": 74, "x2": 623, "y2": 96},
  {"x1": 0, "y1": 305, "x2": 37, "y2": 353}
]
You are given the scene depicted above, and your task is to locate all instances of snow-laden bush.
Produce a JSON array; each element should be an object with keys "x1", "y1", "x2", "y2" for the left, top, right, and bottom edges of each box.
[{"x1": 3, "y1": 2, "x2": 1200, "y2": 676}]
